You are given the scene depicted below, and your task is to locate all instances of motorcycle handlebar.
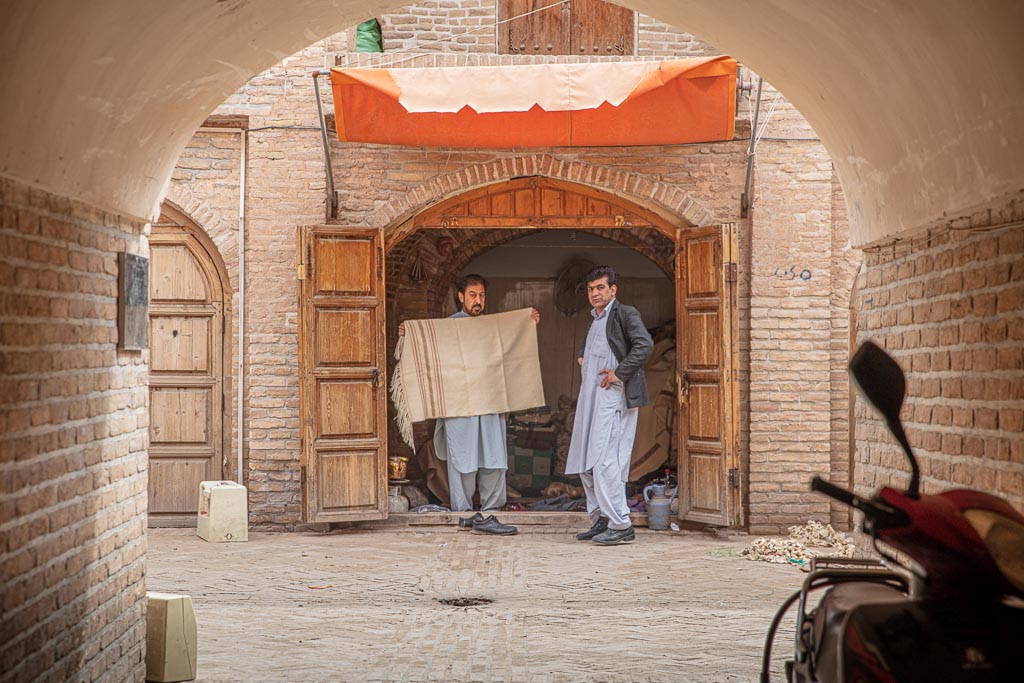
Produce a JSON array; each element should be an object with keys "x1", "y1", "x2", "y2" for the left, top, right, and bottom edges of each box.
[
  {"x1": 810, "y1": 476, "x2": 910, "y2": 530},
  {"x1": 811, "y1": 476, "x2": 858, "y2": 507}
]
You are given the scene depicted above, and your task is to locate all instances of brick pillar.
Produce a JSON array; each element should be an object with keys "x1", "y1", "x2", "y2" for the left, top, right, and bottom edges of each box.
[
  {"x1": 0, "y1": 176, "x2": 148, "y2": 680},
  {"x1": 747, "y1": 142, "x2": 836, "y2": 534}
]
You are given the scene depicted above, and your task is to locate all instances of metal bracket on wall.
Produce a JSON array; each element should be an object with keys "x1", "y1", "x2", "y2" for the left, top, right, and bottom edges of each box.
[{"x1": 312, "y1": 70, "x2": 338, "y2": 219}]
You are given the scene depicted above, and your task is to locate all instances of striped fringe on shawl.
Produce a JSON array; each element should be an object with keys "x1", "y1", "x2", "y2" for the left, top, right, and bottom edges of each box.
[{"x1": 390, "y1": 336, "x2": 415, "y2": 448}]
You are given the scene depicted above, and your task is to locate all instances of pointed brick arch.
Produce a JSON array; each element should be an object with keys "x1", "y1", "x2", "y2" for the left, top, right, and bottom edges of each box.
[
  {"x1": 383, "y1": 175, "x2": 680, "y2": 319},
  {"x1": 373, "y1": 154, "x2": 718, "y2": 240},
  {"x1": 163, "y1": 182, "x2": 239, "y2": 289}
]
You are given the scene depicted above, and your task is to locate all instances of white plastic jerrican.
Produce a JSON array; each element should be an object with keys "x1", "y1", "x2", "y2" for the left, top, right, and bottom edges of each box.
[
  {"x1": 196, "y1": 480, "x2": 248, "y2": 543},
  {"x1": 146, "y1": 592, "x2": 198, "y2": 682}
]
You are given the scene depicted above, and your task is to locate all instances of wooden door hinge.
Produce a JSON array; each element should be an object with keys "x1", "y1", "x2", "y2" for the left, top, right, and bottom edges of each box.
[
  {"x1": 725, "y1": 262, "x2": 738, "y2": 284},
  {"x1": 297, "y1": 239, "x2": 311, "y2": 280},
  {"x1": 728, "y1": 468, "x2": 740, "y2": 489}
]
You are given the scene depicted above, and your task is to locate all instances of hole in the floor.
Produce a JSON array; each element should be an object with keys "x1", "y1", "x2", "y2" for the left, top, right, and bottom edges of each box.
[{"x1": 437, "y1": 597, "x2": 493, "y2": 607}]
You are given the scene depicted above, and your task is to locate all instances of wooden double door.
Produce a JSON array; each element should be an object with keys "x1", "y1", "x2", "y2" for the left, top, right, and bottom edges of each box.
[{"x1": 298, "y1": 204, "x2": 740, "y2": 527}]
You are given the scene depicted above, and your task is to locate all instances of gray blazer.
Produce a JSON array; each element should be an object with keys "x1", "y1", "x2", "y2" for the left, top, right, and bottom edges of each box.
[{"x1": 577, "y1": 300, "x2": 654, "y2": 409}]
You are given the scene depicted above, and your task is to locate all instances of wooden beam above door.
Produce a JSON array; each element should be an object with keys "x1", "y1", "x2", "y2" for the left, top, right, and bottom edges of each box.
[{"x1": 413, "y1": 177, "x2": 674, "y2": 238}]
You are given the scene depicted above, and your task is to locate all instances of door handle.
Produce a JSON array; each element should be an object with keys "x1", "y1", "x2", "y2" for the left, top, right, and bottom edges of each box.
[
  {"x1": 679, "y1": 371, "x2": 690, "y2": 406},
  {"x1": 372, "y1": 368, "x2": 380, "y2": 389}
]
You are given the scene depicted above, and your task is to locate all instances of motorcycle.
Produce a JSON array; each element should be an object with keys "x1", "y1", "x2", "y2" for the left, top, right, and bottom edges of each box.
[{"x1": 760, "y1": 341, "x2": 1024, "y2": 682}]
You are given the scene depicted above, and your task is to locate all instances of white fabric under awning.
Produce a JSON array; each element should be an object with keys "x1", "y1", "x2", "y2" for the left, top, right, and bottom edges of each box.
[{"x1": 390, "y1": 61, "x2": 664, "y2": 113}]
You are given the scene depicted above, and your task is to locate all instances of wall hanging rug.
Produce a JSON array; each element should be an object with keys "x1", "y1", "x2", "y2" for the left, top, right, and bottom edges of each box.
[
  {"x1": 330, "y1": 56, "x2": 737, "y2": 148},
  {"x1": 391, "y1": 308, "x2": 545, "y2": 447}
]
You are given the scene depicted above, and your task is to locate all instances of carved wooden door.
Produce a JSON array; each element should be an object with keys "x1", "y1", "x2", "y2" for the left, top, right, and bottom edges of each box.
[
  {"x1": 298, "y1": 226, "x2": 388, "y2": 522},
  {"x1": 676, "y1": 224, "x2": 740, "y2": 526},
  {"x1": 148, "y1": 226, "x2": 226, "y2": 525}
]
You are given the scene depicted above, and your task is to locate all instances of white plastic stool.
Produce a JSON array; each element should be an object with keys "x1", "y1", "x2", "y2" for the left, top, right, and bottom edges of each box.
[{"x1": 196, "y1": 480, "x2": 248, "y2": 542}]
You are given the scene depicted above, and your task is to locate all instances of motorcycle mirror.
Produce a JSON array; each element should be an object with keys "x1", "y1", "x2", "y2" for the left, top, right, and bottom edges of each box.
[{"x1": 849, "y1": 341, "x2": 920, "y2": 498}]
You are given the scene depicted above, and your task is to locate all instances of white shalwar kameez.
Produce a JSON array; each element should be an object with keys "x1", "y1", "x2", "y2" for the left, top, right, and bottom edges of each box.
[
  {"x1": 432, "y1": 311, "x2": 508, "y2": 513},
  {"x1": 565, "y1": 299, "x2": 638, "y2": 531}
]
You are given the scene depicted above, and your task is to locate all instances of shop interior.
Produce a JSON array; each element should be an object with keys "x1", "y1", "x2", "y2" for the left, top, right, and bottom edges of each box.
[{"x1": 386, "y1": 228, "x2": 680, "y2": 516}]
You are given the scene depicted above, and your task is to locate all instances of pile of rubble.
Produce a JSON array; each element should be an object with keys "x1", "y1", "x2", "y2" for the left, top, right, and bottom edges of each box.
[{"x1": 741, "y1": 521, "x2": 856, "y2": 571}]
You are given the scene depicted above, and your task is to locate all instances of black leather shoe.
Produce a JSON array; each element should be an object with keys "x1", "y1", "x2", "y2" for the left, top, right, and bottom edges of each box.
[
  {"x1": 472, "y1": 515, "x2": 518, "y2": 536},
  {"x1": 575, "y1": 517, "x2": 609, "y2": 541},
  {"x1": 592, "y1": 525, "x2": 635, "y2": 545},
  {"x1": 457, "y1": 512, "x2": 485, "y2": 531}
]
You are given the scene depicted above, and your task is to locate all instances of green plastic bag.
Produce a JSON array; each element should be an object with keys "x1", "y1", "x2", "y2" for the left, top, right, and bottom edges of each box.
[{"x1": 356, "y1": 19, "x2": 382, "y2": 53}]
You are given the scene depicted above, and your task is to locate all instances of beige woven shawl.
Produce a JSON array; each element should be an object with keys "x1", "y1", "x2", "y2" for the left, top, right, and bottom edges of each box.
[{"x1": 391, "y1": 308, "x2": 545, "y2": 447}]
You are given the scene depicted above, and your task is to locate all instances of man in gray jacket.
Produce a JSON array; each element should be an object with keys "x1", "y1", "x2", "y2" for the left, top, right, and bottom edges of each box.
[{"x1": 565, "y1": 266, "x2": 653, "y2": 545}]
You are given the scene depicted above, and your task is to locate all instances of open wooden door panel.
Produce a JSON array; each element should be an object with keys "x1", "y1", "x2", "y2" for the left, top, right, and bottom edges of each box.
[
  {"x1": 298, "y1": 226, "x2": 388, "y2": 523},
  {"x1": 676, "y1": 223, "x2": 740, "y2": 526}
]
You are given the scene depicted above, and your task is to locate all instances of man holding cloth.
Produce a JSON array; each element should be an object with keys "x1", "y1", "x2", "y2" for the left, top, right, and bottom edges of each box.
[
  {"x1": 566, "y1": 266, "x2": 653, "y2": 545},
  {"x1": 399, "y1": 273, "x2": 539, "y2": 535}
]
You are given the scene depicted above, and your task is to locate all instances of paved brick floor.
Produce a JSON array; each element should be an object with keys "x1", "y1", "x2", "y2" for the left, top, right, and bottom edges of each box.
[{"x1": 147, "y1": 527, "x2": 804, "y2": 682}]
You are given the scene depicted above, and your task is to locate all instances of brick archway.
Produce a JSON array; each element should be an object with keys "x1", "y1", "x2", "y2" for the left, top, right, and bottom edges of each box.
[{"x1": 372, "y1": 155, "x2": 717, "y2": 236}]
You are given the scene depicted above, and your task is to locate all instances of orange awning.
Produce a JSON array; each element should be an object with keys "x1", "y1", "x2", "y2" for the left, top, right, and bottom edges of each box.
[{"x1": 329, "y1": 57, "x2": 737, "y2": 148}]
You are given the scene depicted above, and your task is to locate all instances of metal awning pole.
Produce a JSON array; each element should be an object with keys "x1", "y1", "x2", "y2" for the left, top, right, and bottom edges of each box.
[
  {"x1": 741, "y1": 75, "x2": 764, "y2": 218},
  {"x1": 312, "y1": 69, "x2": 338, "y2": 218}
]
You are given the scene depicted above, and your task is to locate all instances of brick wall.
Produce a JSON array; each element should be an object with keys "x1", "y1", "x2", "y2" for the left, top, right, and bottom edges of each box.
[
  {"x1": 636, "y1": 15, "x2": 718, "y2": 57},
  {"x1": 0, "y1": 176, "x2": 148, "y2": 681},
  {"x1": 373, "y1": 1, "x2": 710, "y2": 57},
  {"x1": 210, "y1": 43, "x2": 338, "y2": 528},
  {"x1": 381, "y1": 0, "x2": 497, "y2": 54},
  {"x1": 854, "y1": 201, "x2": 1024, "y2": 513}
]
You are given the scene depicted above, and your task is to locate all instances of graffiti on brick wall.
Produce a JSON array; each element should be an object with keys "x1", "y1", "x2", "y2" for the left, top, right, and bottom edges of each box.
[{"x1": 773, "y1": 265, "x2": 813, "y2": 281}]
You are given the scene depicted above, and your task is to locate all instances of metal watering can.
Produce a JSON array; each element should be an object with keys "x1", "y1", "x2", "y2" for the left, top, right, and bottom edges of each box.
[{"x1": 643, "y1": 482, "x2": 678, "y2": 530}]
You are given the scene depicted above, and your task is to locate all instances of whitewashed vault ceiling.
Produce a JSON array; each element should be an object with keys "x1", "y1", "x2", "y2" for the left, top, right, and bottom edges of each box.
[{"x1": 0, "y1": 0, "x2": 1021, "y2": 246}]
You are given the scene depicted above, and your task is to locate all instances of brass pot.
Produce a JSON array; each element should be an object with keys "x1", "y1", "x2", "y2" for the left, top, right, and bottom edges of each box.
[{"x1": 387, "y1": 456, "x2": 408, "y2": 480}]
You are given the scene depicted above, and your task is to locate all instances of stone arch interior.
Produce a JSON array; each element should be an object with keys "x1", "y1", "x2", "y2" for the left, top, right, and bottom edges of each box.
[{"x1": 385, "y1": 225, "x2": 678, "y2": 509}]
